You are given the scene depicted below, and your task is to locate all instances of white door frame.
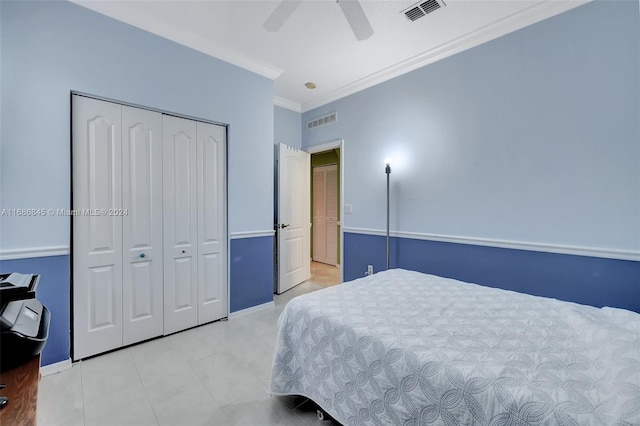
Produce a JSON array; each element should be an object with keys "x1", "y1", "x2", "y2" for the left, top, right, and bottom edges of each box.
[{"x1": 306, "y1": 139, "x2": 344, "y2": 283}]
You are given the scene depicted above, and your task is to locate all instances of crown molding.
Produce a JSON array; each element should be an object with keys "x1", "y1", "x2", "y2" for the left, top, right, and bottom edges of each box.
[
  {"x1": 301, "y1": 0, "x2": 589, "y2": 112},
  {"x1": 274, "y1": 97, "x2": 302, "y2": 113},
  {"x1": 71, "y1": 1, "x2": 283, "y2": 80}
]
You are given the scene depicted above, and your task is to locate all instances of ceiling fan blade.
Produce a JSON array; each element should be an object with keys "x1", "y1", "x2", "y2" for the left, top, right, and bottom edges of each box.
[
  {"x1": 338, "y1": 0, "x2": 374, "y2": 41},
  {"x1": 264, "y1": 0, "x2": 303, "y2": 32}
]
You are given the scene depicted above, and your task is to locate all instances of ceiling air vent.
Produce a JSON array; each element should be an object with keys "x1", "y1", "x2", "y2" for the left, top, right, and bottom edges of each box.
[
  {"x1": 403, "y1": 0, "x2": 446, "y2": 22},
  {"x1": 307, "y1": 112, "x2": 337, "y2": 130}
]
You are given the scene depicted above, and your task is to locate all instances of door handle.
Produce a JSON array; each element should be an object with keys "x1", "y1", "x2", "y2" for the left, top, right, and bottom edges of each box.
[{"x1": 280, "y1": 224, "x2": 290, "y2": 229}]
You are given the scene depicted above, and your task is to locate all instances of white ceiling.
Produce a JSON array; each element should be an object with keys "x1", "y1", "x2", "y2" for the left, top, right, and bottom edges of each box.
[{"x1": 72, "y1": 0, "x2": 588, "y2": 112}]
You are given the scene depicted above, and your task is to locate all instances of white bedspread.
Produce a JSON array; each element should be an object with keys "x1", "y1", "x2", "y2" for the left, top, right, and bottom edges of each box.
[{"x1": 269, "y1": 269, "x2": 640, "y2": 425}]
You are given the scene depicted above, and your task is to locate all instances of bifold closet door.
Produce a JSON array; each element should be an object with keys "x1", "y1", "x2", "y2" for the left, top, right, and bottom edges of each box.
[
  {"x1": 325, "y1": 165, "x2": 338, "y2": 265},
  {"x1": 73, "y1": 96, "x2": 165, "y2": 358},
  {"x1": 163, "y1": 115, "x2": 199, "y2": 334},
  {"x1": 121, "y1": 106, "x2": 164, "y2": 345},
  {"x1": 313, "y1": 167, "x2": 327, "y2": 263},
  {"x1": 196, "y1": 122, "x2": 227, "y2": 324},
  {"x1": 73, "y1": 96, "x2": 124, "y2": 359},
  {"x1": 312, "y1": 165, "x2": 338, "y2": 265},
  {"x1": 163, "y1": 117, "x2": 227, "y2": 332},
  {"x1": 74, "y1": 96, "x2": 228, "y2": 357}
]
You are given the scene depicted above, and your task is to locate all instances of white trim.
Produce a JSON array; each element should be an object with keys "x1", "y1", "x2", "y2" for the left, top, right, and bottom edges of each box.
[
  {"x1": 0, "y1": 246, "x2": 70, "y2": 260},
  {"x1": 306, "y1": 139, "x2": 344, "y2": 155},
  {"x1": 274, "y1": 97, "x2": 302, "y2": 113},
  {"x1": 300, "y1": 0, "x2": 589, "y2": 112},
  {"x1": 343, "y1": 227, "x2": 640, "y2": 262},
  {"x1": 230, "y1": 230, "x2": 275, "y2": 240},
  {"x1": 228, "y1": 301, "x2": 275, "y2": 319},
  {"x1": 40, "y1": 358, "x2": 73, "y2": 377},
  {"x1": 70, "y1": 1, "x2": 282, "y2": 80}
]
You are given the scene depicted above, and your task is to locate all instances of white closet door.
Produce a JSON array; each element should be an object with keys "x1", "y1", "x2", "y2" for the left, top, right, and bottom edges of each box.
[
  {"x1": 72, "y1": 96, "x2": 123, "y2": 359},
  {"x1": 163, "y1": 115, "x2": 198, "y2": 334},
  {"x1": 325, "y1": 166, "x2": 338, "y2": 266},
  {"x1": 196, "y1": 122, "x2": 227, "y2": 324},
  {"x1": 122, "y1": 106, "x2": 164, "y2": 345},
  {"x1": 312, "y1": 165, "x2": 338, "y2": 266},
  {"x1": 313, "y1": 168, "x2": 327, "y2": 263}
]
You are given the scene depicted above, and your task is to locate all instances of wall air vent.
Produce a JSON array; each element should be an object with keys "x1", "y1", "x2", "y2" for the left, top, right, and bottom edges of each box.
[
  {"x1": 307, "y1": 112, "x2": 337, "y2": 130},
  {"x1": 403, "y1": 0, "x2": 445, "y2": 22}
]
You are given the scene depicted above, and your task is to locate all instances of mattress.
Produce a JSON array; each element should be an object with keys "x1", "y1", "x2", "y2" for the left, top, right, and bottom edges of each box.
[{"x1": 269, "y1": 269, "x2": 640, "y2": 425}]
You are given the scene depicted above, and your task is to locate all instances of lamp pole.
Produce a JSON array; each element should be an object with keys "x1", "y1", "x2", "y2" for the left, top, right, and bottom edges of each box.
[{"x1": 385, "y1": 162, "x2": 391, "y2": 270}]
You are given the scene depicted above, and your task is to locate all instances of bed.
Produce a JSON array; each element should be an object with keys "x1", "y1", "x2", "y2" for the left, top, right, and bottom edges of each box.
[{"x1": 269, "y1": 269, "x2": 640, "y2": 425}]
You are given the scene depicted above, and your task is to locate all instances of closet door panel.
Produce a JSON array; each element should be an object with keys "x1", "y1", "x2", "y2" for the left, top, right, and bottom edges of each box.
[
  {"x1": 122, "y1": 106, "x2": 164, "y2": 345},
  {"x1": 72, "y1": 95, "x2": 123, "y2": 360},
  {"x1": 312, "y1": 165, "x2": 337, "y2": 265},
  {"x1": 312, "y1": 167, "x2": 327, "y2": 263},
  {"x1": 163, "y1": 115, "x2": 198, "y2": 334},
  {"x1": 325, "y1": 166, "x2": 338, "y2": 265},
  {"x1": 197, "y1": 122, "x2": 227, "y2": 324}
]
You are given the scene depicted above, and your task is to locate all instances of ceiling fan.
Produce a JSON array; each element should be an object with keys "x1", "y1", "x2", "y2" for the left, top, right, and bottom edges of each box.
[{"x1": 264, "y1": 0, "x2": 374, "y2": 41}]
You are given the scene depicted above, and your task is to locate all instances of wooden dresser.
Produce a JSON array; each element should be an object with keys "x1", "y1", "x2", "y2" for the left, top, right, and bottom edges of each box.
[{"x1": 0, "y1": 355, "x2": 40, "y2": 426}]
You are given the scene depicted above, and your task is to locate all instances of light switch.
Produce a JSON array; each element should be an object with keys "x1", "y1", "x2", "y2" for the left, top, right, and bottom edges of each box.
[{"x1": 344, "y1": 204, "x2": 352, "y2": 214}]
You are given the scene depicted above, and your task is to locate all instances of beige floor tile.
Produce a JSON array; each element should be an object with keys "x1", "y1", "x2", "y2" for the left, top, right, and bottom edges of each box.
[
  {"x1": 134, "y1": 347, "x2": 203, "y2": 406},
  {"x1": 37, "y1": 277, "x2": 336, "y2": 426},
  {"x1": 221, "y1": 397, "x2": 304, "y2": 426},
  {"x1": 81, "y1": 349, "x2": 145, "y2": 405},
  {"x1": 190, "y1": 350, "x2": 269, "y2": 408},
  {"x1": 83, "y1": 384, "x2": 157, "y2": 426},
  {"x1": 37, "y1": 364, "x2": 84, "y2": 426},
  {"x1": 310, "y1": 261, "x2": 341, "y2": 287},
  {"x1": 152, "y1": 385, "x2": 228, "y2": 426}
]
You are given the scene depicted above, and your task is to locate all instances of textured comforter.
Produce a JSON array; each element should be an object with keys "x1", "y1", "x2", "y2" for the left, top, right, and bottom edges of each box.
[{"x1": 269, "y1": 269, "x2": 640, "y2": 425}]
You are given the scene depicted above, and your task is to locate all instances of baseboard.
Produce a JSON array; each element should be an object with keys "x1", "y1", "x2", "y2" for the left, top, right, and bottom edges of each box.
[
  {"x1": 40, "y1": 358, "x2": 73, "y2": 377},
  {"x1": 228, "y1": 301, "x2": 275, "y2": 319}
]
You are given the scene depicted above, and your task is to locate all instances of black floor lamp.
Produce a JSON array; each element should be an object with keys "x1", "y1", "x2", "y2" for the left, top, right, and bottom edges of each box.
[{"x1": 385, "y1": 160, "x2": 391, "y2": 270}]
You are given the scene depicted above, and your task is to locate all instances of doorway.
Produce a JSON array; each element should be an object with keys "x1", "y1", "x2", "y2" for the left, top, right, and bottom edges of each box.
[
  {"x1": 309, "y1": 143, "x2": 343, "y2": 287},
  {"x1": 274, "y1": 140, "x2": 344, "y2": 292}
]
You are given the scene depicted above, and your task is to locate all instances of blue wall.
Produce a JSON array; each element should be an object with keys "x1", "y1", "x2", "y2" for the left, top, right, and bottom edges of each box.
[
  {"x1": 230, "y1": 237, "x2": 274, "y2": 313},
  {"x1": 344, "y1": 233, "x2": 640, "y2": 313},
  {"x1": 1, "y1": 0, "x2": 276, "y2": 365},
  {"x1": 0, "y1": 256, "x2": 70, "y2": 366}
]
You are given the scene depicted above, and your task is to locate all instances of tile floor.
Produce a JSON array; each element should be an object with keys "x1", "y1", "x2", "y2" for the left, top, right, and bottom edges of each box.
[
  {"x1": 37, "y1": 280, "x2": 340, "y2": 426},
  {"x1": 310, "y1": 261, "x2": 341, "y2": 287}
]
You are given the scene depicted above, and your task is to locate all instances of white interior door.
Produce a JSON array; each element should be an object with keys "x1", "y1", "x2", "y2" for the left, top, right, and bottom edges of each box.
[
  {"x1": 196, "y1": 122, "x2": 227, "y2": 324},
  {"x1": 122, "y1": 106, "x2": 164, "y2": 345},
  {"x1": 277, "y1": 143, "x2": 310, "y2": 293},
  {"x1": 72, "y1": 95, "x2": 123, "y2": 359},
  {"x1": 163, "y1": 115, "x2": 198, "y2": 334}
]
